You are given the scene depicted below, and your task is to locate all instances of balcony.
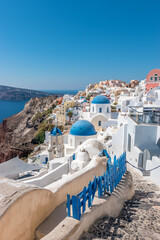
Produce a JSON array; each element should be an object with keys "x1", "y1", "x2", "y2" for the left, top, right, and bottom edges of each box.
[{"x1": 129, "y1": 106, "x2": 160, "y2": 125}]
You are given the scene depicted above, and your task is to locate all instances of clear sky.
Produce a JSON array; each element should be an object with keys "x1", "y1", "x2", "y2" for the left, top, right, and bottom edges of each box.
[{"x1": 0, "y1": 0, "x2": 160, "y2": 90}]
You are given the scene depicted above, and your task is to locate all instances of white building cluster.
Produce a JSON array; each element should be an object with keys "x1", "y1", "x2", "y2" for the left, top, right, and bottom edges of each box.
[{"x1": 1, "y1": 78, "x2": 159, "y2": 187}]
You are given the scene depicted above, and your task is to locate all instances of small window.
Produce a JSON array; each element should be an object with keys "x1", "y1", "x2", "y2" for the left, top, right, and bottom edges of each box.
[
  {"x1": 128, "y1": 134, "x2": 131, "y2": 152},
  {"x1": 159, "y1": 77, "x2": 160, "y2": 81},
  {"x1": 79, "y1": 141, "x2": 82, "y2": 145},
  {"x1": 126, "y1": 100, "x2": 130, "y2": 106},
  {"x1": 98, "y1": 121, "x2": 101, "y2": 126},
  {"x1": 155, "y1": 77, "x2": 157, "y2": 82},
  {"x1": 92, "y1": 107, "x2": 94, "y2": 112},
  {"x1": 99, "y1": 107, "x2": 102, "y2": 113},
  {"x1": 106, "y1": 107, "x2": 109, "y2": 112},
  {"x1": 150, "y1": 77, "x2": 153, "y2": 81}
]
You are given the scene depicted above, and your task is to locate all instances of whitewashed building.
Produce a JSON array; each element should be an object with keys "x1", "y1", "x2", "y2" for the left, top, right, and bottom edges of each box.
[
  {"x1": 83, "y1": 95, "x2": 111, "y2": 131},
  {"x1": 64, "y1": 120, "x2": 97, "y2": 156}
]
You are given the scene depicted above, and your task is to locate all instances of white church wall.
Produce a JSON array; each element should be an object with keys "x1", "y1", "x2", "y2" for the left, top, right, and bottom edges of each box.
[
  {"x1": 65, "y1": 134, "x2": 97, "y2": 156},
  {"x1": 68, "y1": 134, "x2": 76, "y2": 148},
  {"x1": 63, "y1": 134, "x2": 68, "y2": 144},
  {"x1": 75, "y1": 135, "x2": 88, "y2": 148},
  {"x1": 91, "y1": 103, "x2": 111, "y2": 114}
]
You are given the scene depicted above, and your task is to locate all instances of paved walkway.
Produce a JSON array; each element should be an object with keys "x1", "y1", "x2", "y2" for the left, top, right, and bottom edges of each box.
[{"x1": 80, "y1": 167, "x2": 160, "y2": 240}]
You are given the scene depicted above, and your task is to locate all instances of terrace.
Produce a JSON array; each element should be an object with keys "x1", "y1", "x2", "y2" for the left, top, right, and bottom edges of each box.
[{"x1": 128, "y1": 106, "x2": 160, "y2": 125}]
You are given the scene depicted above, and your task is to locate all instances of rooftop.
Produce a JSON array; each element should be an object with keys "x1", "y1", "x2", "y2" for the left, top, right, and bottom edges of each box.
[
  {"x1": 70, "y1": 120, "x2": 97, "y2": 136},
  {"x1": 92, "y1": 95, "x2": 110, "y2": 104}
]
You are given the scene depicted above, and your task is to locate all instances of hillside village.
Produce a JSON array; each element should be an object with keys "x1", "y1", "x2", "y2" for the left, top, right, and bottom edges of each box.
[
  {"x1": 11, "y1": 68, "x2": 159, "y2": 186},
  {"x1": 0, "y1": 69, "x2": 160, "y2": 240}
]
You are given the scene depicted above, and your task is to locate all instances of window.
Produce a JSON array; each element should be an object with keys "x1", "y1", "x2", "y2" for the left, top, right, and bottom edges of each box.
[
  {"x1": 126, "y1": 100, "x2": 130, "y2": 106},
  {"x1": 150, "y1": 77, "x2": 153, "y2": 81},
  {"x1": 128, "y1": 134, "x2": 131, "y2": 152},
  {"x1": 155, "y1": 77, "x2": 157, "y2": 82},
  {"x1": 79, "y1": 141, "x2": 82, "y2": 145},
  {"x1": 98, "y1": 121, "x2": 101, "y2": 126},
  {"x1": 99, "y1": 107, "x2": 102, "y2": 113},
  {"x1": 159, "y1": 77, "x2": 160, "y2": 81},
  {"x1": 92, "y1": 107, "x2": 94, "y2": 112},
  {"x1": 106, "y1": 107, "x2": 109, "y2": 112}
]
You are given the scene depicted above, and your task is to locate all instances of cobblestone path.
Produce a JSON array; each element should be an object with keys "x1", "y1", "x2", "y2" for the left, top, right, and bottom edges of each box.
[{"x1": 80, "y1": 169, "x2": 160, "y2": 240}]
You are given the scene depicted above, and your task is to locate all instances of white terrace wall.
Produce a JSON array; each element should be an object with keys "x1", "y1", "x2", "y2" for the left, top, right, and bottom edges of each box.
[
  {"x1": 18, "y1": 169, "x2": 48, "y2": 182},
  {"x1": 23, "y1": 162, "x2": 69, "y2": 187},
  {"x1": 0, "y1": 178, "x2": 55, "y2": 240},
  {"x1": 0, "y1": 156, "x2": 119, "y2": 240},
  {"x1": 45, "y1": 156, "x2": 107, "y2": 209}
]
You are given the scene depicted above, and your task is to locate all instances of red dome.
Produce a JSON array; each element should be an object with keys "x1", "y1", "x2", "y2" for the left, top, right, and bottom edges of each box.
[
  {"x1": 146, "y1": 69, "x2": 160, "y2": 82},
  {"x1": 145, "y1": 69, "x2": 160, "y2": 92}
]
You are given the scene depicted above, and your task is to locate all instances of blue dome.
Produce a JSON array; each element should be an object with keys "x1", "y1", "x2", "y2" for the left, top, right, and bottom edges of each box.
[
  {"x1": 70, "y1": 120, "x2": 96, "y2": 136},
  {"x1": 50, "y1": 126, "x2": 62, "y2": 136},
  {"x1": 92, "y1": 95, "x2": 110, "y2": 104}
]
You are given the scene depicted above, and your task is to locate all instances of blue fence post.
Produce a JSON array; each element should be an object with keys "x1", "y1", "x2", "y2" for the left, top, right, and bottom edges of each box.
[
  {"x1": 82, "y1": 187, "x2": 87, "y2": 213},
  {"x1": 103, "y1": 172, "x2": 106, "y2": 194},
  {"x1": 110, "y1": 165, "x2": 113, "y2": 193},
  {"x1": 107, "y1": 162, "x2": 111, "y2": 193},
  {"x1": 88, "y1": 181, "x2": 92, "y2": 207},
  {"x1": 97, "y1": 177, "x2": 100, "y2": 197},
  {"x1": 104, "y1": 149, "x2": 110, "y2": 158},
  {"x1": 72, "y1": 195, "x2": 81, "y2": 220},
  {"x1": 99, "y1": 176, "x2": 103, "y2": 197},
  {"x1": 106, "y1": 171, "x2": 109, "y2": 192},
  {"x1": 92, "y1": 176, "x2": 97, "y2": 201},
  {"x1": 66, "y1": 194, "x2": 71, "y2": 217},
  {"x1": 67, "y1": 151, "x2": 127, "y2": 220}
]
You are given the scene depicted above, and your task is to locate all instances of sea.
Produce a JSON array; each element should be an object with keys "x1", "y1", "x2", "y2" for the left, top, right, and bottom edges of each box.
[{"x1": 0, "y1": 90, "x2": 79, "y2": 123}]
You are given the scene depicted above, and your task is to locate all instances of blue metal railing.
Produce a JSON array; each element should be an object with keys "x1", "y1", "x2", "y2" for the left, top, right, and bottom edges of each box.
[{"x1": 66, "y1": 151, "x2": 126, "y2": 220}]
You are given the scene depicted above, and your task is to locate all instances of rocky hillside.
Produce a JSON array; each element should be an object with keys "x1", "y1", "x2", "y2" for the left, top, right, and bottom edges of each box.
[
  {"x1": 0, "y1": 85, "x2": 56, "y2": 101},
  {"x1": 0, "y1": 96, "x2": 57, "y2": 163}
]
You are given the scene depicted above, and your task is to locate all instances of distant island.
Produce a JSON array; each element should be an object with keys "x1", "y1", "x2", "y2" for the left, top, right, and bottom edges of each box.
[{"x1": 0, "y1": 85, "x2": 58, "y2": 101}]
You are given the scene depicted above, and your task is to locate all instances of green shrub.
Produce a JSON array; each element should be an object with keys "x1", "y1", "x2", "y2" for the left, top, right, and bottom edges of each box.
[{"x1": 33, "y1": 131, "x2": 45, "y2": 144}]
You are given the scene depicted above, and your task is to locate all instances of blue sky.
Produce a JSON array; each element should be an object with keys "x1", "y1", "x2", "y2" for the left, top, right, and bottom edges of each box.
[{"x1": 0, "y1": 0, "x2": 160, "y2": 90}]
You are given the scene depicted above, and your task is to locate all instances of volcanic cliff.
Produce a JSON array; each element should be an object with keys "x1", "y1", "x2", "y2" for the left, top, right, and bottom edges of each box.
[{"x1": 0, "y1": 96, "x2": 57, "y2": 163}]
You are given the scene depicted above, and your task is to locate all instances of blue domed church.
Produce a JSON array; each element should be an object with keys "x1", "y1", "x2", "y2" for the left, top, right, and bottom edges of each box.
[
  {"x1": 64, "y1": 120, "x2": 97, "y2": 156},
  {"x1": 48, "y1": 126, "x2": 64, "y2": 160},
  {"x1": 82, "y1": 95, "x2": 111, "y2": 131}
]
